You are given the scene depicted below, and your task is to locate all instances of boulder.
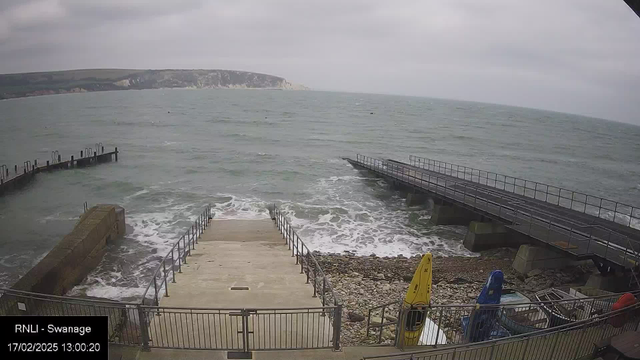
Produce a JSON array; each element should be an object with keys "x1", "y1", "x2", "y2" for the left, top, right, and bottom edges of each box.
[
  {"x1": 527, "y1": 269, "x2": 543, "y2": 277},
  {"x1": 348, "y1": 312, "x2": 365, "y2": 322}
]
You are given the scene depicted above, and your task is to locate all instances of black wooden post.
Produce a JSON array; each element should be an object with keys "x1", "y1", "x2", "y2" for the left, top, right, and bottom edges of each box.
[{"x1": 115, "y1": 147, "x2": 118, "y2": 161}]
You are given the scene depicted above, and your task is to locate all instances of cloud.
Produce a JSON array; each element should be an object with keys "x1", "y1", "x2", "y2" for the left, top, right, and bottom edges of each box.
[{"x1": 0, "y1": 0, "x2": 638, "y2": 124}]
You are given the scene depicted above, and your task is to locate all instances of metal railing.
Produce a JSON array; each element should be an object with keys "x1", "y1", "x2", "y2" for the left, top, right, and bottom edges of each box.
[
  {"x1": 354, "y1": 155, "x2": 640, "y2": 269},
  {"x1": 141, "y1": 205, "x2": 213, "y2": 306},
  {"x1": 1, "y1": 145, "x2": 117, "y2": 186},
  {"x1": 409, "y1": 155, "x2": 640, "y2": 230},
  {"x1": 271, "y1": 205, "x2": 341, "y2": 309},
  {"x1": 141, "y1": 305, "x2": 341, "y2": 351},
  {"x1": 367, "y1": 290, "x2": 635, "y2": 347},
  {"x1": 0, "y1": 288, "x2": 143, "y2": 346},
  {"x1": 363, "y1": 301, "x2": 640, "y2": 360}
]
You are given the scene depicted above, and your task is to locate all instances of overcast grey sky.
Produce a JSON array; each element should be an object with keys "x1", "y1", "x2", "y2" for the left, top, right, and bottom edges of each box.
[{"x1": 0, "y1": 0, "x2": 638, "y2": 124}]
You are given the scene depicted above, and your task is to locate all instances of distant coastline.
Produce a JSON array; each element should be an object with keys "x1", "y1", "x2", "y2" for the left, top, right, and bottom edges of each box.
[{"x1": 0, "y1": 69, "x2": 309, "y2": 100}]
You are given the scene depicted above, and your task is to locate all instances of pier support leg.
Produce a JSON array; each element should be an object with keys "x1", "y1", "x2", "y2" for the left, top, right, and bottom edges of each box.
[
  {"x1": 429, "y1": 204, "x2": 477, "y2": 226},
  {"x1": 585, "y1": 272, "x2": 630, "y2": 292},
  {"x1": 406, "y1": 192, "x2": 427, "y2": 207},
  {"x1": 463, "y1": 221, "x2": 510, "y2": 252},
  {"x1": 512, "y1": 245, "x2": 586, "y2": 275}
]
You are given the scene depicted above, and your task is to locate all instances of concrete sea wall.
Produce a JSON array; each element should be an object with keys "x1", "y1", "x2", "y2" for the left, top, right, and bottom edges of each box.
[{"x1": 11, "y1": 204, "x2": 125, "y2": 295}]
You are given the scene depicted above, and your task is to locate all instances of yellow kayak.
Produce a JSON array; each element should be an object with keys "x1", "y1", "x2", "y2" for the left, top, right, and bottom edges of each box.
[{"x1": 402, "y1": 252, "x2": 433, "y2": 346}]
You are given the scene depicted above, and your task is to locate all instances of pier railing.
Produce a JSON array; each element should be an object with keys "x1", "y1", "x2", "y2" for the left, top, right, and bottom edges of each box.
[
  {"x1": 0, "y1": 145, "x2": 119, "y2": 194},
  {"x1": 354, "y1": 155, "x2": 640, "y2": 270},
  {"x1": 408, "y1": 155, "x2": 640, "y2": 230},
  {"x1": 141, "y1": 205, "x2": 213, "y2": 306},
  {"x1": 271, "y1": 205, "x2": 341, "y2": 309},
  {"x1": 363, "y1": 301, "x2": 640, "y2": 360},
  {"x1": 367, "y1": 290, "x2": 637, "y2": 347}
]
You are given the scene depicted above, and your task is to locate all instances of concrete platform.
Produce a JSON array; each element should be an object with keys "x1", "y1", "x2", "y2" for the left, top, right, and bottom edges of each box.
[
  {"x1": 159, "y1": 219, "x2": 319, "y2": 308},
  {"x1": 147, "y1": 220, "x2": 333, "y2": 350}
]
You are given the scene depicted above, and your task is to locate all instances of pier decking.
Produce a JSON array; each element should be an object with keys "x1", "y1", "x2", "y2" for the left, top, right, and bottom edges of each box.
[
  {"x1": 346, "y1": 155, "x2": 640, "y2": 272},
  {"x1": 0, "y1": 146, "x2": 118, "y2": 196}
]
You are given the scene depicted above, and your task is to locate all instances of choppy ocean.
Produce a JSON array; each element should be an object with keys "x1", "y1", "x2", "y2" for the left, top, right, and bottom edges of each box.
[{"x1": 1, "y1": 89, "x2": 639, "y2": 301}]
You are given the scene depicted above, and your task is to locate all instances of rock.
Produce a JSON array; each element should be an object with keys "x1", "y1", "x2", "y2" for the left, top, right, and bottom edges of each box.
[
  {"x1": 468, "y1": 292, "x2": 477, "y2": 299},
  {"x1": 385, "y1": 315, "x2": 398, "y2": 323},
  {"x1": 402, "y1": 275, "x2": 413, "y2": 283},
  {"x1": 348, "y1": 312, "x2": 365, "y2": 322},
  {"x1": 527, "y1": 269, "x2": 543, "y2": 277},
  {"x1": 450, "y1": 277, "x2": 471, "y2": 284},
  {"x1": 370, "y1": 316, "x2": 382, "y2": 325},
  {"x1": 382, "y1": 329, "x2": 395, "y2": 340},
  {"x1": 382, "y1": 284, "x2": 391, "y2": 291},
  {"x1": 373, "y1": 273, "x2": 386, "y2": 280}
]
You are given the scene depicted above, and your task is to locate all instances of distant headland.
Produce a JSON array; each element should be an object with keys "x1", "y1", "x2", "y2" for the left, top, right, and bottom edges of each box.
[{"x1": 0, "y1": 69, "x2": 309, "y2": 100}]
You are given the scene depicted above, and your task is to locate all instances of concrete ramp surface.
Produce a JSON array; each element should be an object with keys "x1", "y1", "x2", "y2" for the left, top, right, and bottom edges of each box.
[{"x1": 146, "y1": 220, "x2": 335, "y2": 350}]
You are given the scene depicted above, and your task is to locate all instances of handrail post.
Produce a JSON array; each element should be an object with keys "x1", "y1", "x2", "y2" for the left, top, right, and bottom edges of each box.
[
  {"x1": 299, "y1": 239, "x2": 304, "y2": 273},
  {"x1": 162, "y1": 261, "x2": 169, "y2": 297},
  {"x1": 183, "y1": 236, "x2": 188, "y2": 263},
  {"x1": 195, "y1": 220, "x2": 199, "y2": 244},
  {"x1": 397, "y1": 307, "x2": 406, "y2": 350},
  {"x1": 322, "y1": 276, "x2": 327, "y2": 306},
  {"x1": 153, "y1": 277, "x2": 159, "y2": 306},
  {"x1": 138, "y1": 306, "x2": 151, "y2": 351},
  {"x1": 312, "y1": 267, "x2": 318, "y2": 297},
  {"x1": 177, "y1": 241, "x2": 182, "y2": 273},
  {"x1": 171, "y1": 249, "x2": 176, "y2": 282},
  {"x1": 333, "y1": 304, "x2": 342, "y2": 351},
  {"x1": 434, "y1": 306, "x2": 444, "y2": 347},
  {"x1": 306, "y1": 252, "x2": 311, "y2": 284}
]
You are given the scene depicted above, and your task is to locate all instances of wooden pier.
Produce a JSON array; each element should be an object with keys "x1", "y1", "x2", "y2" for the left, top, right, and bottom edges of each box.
[
  {"x1": 346, "y1": 154, "x2": 640, "y2": 273},
  {"x1": 0, "y1": 146, "x2": 118, "y2": 196}
]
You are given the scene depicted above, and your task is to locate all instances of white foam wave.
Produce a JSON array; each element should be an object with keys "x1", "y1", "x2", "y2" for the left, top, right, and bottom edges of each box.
[
  {"x1": 38, "y1": 212, "x2": 80, "y2": 223},
  {"x1": 211, "y1": 194, "x2": 270, "y2": 220},
  {"x1": 123, "y1": 189, "x2": 149, "y2": 202},
  {"x1": 279, "y1": 175, "x2": 473, "y2": 257}
]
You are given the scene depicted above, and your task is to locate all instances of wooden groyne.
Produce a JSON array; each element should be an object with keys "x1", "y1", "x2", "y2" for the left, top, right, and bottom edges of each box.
[{"x1": 0, "y1": 145, "x2": 118, "y2": 196}]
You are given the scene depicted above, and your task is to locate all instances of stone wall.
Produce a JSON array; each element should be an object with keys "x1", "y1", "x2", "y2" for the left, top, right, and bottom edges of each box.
[{"x1": 11, "y1": 204, "x2": 125, "y2": 295}]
